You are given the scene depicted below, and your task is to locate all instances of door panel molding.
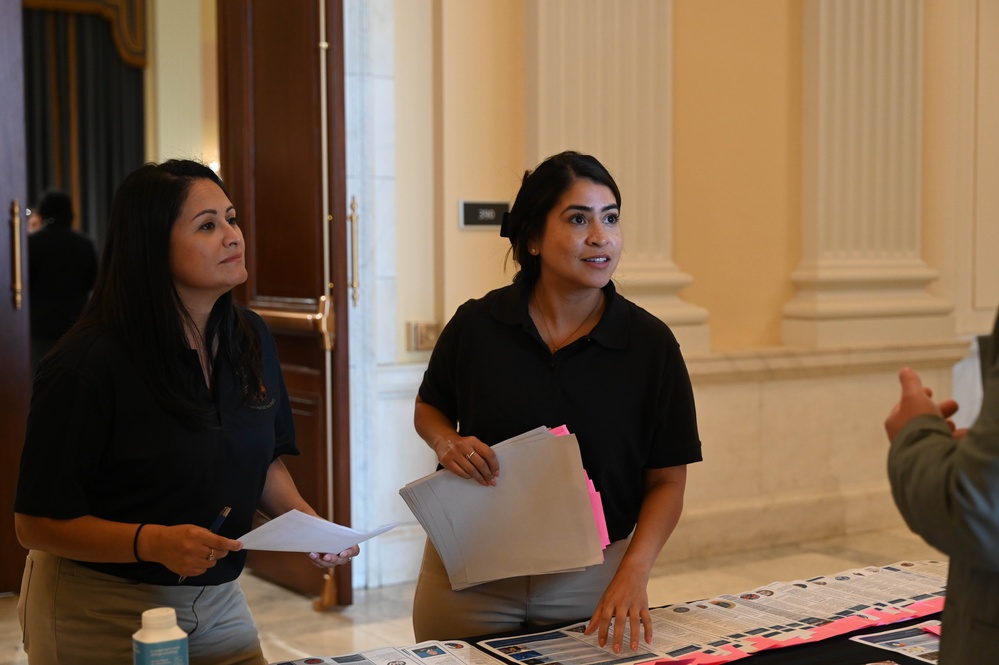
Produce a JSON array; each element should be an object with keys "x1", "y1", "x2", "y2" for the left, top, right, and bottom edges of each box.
[{"x1": 217, "y1": 0, "x2": 351, "y2": 606}]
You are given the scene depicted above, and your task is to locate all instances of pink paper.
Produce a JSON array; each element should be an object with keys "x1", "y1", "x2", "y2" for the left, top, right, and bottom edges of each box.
[
  {"x1": 550, "y1": 425, "x2": 610, "y2": 549},
  {"x1": 588, "y1": 478, "x2": 611, "y2": 548},
  {"x1": 907, "y1": 597, "x2": 946, "y2": 615}
]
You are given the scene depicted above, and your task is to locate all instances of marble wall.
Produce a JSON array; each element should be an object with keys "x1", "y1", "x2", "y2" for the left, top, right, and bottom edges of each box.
[{"x1": 339, "y1": 0, "x2": 992, "y2": 591}]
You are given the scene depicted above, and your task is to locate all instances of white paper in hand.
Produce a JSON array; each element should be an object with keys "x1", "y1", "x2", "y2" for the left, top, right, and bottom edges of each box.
[
  {"x1": 399, "y1": 427, "x2": 603, "y2": 590},
  {"x1": 238, "y1": 509, "x2": 395, "y2": 553}
]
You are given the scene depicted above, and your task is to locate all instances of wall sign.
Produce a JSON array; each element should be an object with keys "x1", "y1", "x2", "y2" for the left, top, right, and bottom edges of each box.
[{"x1": 460, "y1": 201, "x2": 509, "y2": 229}]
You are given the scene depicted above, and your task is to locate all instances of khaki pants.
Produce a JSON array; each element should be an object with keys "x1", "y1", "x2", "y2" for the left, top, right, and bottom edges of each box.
[
  {"x1": 412, "y1": 536, "x2": 631, "y2": 641},
  {"x1": 17, "y1": 550, "x2": 266, "y2": 665}
]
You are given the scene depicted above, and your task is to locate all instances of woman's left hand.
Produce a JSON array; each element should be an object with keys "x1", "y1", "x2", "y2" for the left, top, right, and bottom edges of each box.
[
  {"x1": 258, "y1": 459, "x2": 360, "y2": 570},
  {"x1": 583, "y1": 566, "x2": 651, "y2": 652},
  {"x1": 308, "y1": 544, "x2": 359, "y2": 568}
]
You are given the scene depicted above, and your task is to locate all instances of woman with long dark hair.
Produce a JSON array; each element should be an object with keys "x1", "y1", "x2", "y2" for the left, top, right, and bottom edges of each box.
[{"x1": 15, "y1": 160, "x2": 357, "y2": 664}]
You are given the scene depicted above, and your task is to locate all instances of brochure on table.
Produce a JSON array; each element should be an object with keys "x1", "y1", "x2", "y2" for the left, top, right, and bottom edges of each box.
[
  {"x1": 849, "y1": 619, "x2": 941, "y2": 664},
  {"x1": 476, "y1": 560, "x2": 948, "y2": 665},
  {"x1": 272, "y1": 640, "x2": 503, "y2": 665},
  {"x1": 271, "y1": 560, "x2": 947, "y2": 665}
]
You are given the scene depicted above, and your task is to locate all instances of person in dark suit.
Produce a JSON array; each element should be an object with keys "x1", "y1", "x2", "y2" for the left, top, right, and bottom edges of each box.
[
  {"x1": 27, "y1": 189, "x2": 98, "y2": 372},
  {"x1": 885, "y1": 312, "x2": 999, "y2": 662}
]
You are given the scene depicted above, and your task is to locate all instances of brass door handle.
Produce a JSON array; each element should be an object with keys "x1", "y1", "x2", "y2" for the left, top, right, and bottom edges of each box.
[
  {"x1": 318, "y1": 293, "x2": 333, "y2": 351},
  {"x1": 252, "y1": 295, "x2": 335, "y2": 351},
  {"x1": 10, "y1": 199, "x2": 23, "y2": 310}
]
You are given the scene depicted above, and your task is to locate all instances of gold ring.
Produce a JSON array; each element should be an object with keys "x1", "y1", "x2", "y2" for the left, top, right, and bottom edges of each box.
[
  {"x1": 466, "y1": 451, "x2": 476, "y2": 460},
  {"x1": 208, "y1": 548, "x2": 215, "y2": 561}
]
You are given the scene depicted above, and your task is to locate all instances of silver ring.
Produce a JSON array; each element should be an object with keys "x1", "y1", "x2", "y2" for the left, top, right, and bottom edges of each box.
[
  {"x1": 466, "y1": 451, "x2": 476, "y2": 460},
  {"x1": 208, "y1": 548, "x2": 215, "y2": 561}
]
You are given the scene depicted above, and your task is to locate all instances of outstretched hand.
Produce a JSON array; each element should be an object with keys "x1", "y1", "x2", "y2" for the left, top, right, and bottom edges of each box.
[
  {"x1": 309, "y1": 544, "x2": 359, "y2": 568},
  {"x1": 884, "y1": 367, "x2": 961, "y2": 442},
  {"x1": 583, "y1": 566, "x2": 652, "y2": 652}
]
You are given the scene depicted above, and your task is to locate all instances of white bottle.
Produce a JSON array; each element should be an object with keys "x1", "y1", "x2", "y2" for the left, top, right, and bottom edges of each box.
[{"x1": 133, "y1": 607, "x2": 189, "y2": 665}]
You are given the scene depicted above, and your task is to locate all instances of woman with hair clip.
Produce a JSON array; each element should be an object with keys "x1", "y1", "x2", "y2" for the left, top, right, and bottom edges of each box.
[
  {"x1": 14, "y1": 159, "x2": 358, "y2": 665},
  {"x1": 412, "y1": 151, "x2": 702, "y2": 650}
]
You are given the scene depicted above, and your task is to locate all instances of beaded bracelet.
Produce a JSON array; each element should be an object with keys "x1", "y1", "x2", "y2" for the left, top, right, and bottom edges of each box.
[{"x1": 133, "y1": 523, "x2": 147, "y2": 562}]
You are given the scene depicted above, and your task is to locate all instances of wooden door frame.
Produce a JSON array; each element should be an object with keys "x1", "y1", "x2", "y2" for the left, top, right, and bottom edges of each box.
[
  {"x1": 326, "y1": 2, "x2": 353, "y2": 607},
  {"x1": 217, "y1": 0, "x2": 352, "y2": 606},
  {"x1": 0, "y1": 0, "x2": 31, "y2": 594}
]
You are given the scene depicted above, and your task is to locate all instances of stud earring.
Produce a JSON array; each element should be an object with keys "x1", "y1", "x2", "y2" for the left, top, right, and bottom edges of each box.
[{"x1": 529, "y1": 247, "x2": 537, "y2": 255}]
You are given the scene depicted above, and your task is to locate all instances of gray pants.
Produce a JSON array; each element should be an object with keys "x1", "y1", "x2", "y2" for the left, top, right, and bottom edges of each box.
[
  {"x1": 412, "y1": 536, "x2": 631, "y2": 641},
  {"x1": 17, "y1": 550, "x2": 266, "y2": 665}
]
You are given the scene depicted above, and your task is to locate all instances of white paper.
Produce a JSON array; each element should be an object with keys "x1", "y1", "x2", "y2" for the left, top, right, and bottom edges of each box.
[
  {"x1": 399, "y1": 427, "x2": 603, "y2": 590},
  {"x1": 237, "y1": 509, "x2": 395, "y2": 553},
  {"x1": 850, "y1": 620, "x2": 942, "y2": 663},
  {"x1": 272, "y1": 640, "x2": 503, "y2": 665},
  {"x1": 478, "y1": 560, "x2": 948, "y2": 665}
]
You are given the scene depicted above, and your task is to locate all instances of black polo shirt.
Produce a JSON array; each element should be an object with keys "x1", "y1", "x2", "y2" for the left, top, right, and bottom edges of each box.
[
  {"x1": 418, "y1": 281, "x2": 702, "y2": 542},
  {"x1": 15, "y1": 308, "x2": 297, "y2": 585}
]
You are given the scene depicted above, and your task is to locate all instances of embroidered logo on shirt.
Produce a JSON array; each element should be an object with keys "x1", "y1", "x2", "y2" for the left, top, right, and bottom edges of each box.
[{"x1": 245, "y1": 384, "x2": 276, "y2": 410}]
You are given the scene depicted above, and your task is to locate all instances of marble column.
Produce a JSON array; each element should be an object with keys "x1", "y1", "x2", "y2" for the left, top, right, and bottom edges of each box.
[
  {"x1": 525, "y1": 0, "x2": 711, "y2": 354},
  {"x1": 783, "y1": 0, "x2": 953, "y2": 347}
]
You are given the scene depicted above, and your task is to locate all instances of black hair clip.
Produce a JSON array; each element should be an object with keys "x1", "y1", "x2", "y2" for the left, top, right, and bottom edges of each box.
[{"x1": 499, "y1": 211, "x2": 512, "y2": 239}]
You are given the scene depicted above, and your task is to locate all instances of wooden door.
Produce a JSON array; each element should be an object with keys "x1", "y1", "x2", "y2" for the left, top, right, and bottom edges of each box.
[
  {"x1": 217, "y1": 0, "x2": 352, "y2": 606},
  {"x1": 0, "y1": 0, "x2": 30, "y2": 594}
]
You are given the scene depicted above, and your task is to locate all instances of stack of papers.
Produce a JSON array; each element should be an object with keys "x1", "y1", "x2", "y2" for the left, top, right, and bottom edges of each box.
[{"x1": 400, "y1": 426, "x2": 607, "y2": 590}]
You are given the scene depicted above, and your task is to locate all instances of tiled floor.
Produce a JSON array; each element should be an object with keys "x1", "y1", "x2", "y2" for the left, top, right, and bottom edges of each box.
[{"x1": 0, "y1": 526, "x2": 943, "y2": 664}]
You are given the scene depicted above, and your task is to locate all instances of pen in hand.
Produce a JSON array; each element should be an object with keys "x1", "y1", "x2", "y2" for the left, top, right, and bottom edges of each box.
[
  {"x1": 179, "y1": 506, "x2": 230, "y2": 584},
  {"x1": 209, "y1": 506, "x2": 231, "y2": 533}
]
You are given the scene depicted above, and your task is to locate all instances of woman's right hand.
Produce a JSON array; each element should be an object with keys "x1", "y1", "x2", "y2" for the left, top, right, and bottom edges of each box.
[
  {"x1": 140, "y1": 523, "x2": 243, "y2": 578},
  {"x1": 433, "y1": 435, "x2": 500, "y2": 486}
]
